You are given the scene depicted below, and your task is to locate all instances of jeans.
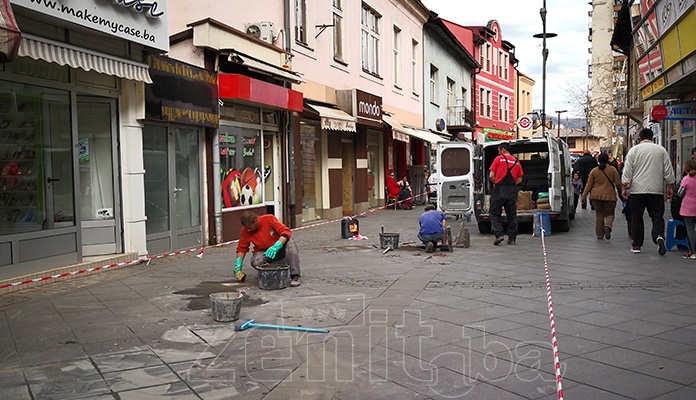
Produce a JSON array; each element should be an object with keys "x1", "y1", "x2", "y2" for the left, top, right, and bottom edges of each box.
[
  {"x1": 250, "y1": 238, "x2": 301, "y2": 277},
  {"x1": 630, "y1": 193, "x2": 665, "y2": 247},
  {"x1": 418, "y1": 232, "x2": 443, "y2": 245},
  {"x1": 684, "y1": 217, "x2": 696, "y2": 253},
  {"x1": 490, "y1": 185, "x2": 518, "y2": 240}
]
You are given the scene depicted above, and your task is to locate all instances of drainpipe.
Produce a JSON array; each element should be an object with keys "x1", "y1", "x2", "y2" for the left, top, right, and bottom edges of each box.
[
  {"x1": 283, "y1": 0, "x2": 296, "y2": 226},
  {"x1": 212, "y1": 133, "x2": 222, "y2": 243}
]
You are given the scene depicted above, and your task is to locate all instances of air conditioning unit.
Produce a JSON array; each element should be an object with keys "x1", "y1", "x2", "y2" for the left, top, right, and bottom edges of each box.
[{"x1": 244, "y1": 22, "x2": 274, "y2": 44}]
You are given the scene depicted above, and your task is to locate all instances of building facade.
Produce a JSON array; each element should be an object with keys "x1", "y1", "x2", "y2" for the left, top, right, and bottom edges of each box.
[
  {"x1": 458, "y1": 20, "x2": 517, "y2": 144},
  {"x1": 612, "y1": 0, "x2": 695, "y2": 172},
  {"x1": 0, "y1": 0, "x2": 168, "y2": 281}
]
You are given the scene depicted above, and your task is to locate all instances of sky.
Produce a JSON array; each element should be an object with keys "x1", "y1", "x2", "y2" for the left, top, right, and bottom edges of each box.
[{"x1": 421, "y1": 0, "x2": 591, "y2": 119}]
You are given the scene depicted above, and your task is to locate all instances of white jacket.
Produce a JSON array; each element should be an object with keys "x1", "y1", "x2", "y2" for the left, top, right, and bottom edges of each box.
[{"x1": 621, "y1": 141, "x2": 675, "y2": 194}]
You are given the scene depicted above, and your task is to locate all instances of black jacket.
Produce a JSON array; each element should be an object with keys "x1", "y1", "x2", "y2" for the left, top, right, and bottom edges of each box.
[{"x1": 575, "y1": 154, "x2": 598, "y2": 184}]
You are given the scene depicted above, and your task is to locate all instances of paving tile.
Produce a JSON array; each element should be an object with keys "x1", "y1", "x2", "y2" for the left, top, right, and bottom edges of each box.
[
  {"x1": 563, "y1": 356, "x2": 681, "y2": 399},
  {"x1": 114, "y1": 380, "x2": 200, "y2": 399},
  {"x1": 0, "y1": 367, "x2": 32, "y2": 400},
  {"x1": 103, "y1": 364, "x2": 180, "y2": 392}
]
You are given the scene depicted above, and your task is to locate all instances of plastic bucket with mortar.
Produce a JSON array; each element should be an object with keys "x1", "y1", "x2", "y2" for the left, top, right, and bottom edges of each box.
[
  {"x1": 255, "y1": 263, "x2": 290, "y2": 290},
  {"x1": 210, "y1": 292, "x2": 243, "y2": 322}
]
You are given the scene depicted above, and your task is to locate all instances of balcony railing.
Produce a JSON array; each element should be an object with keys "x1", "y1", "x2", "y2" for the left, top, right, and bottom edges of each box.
[{"x1": 446, "y1": 105, "x2": 474, "y2": 131}]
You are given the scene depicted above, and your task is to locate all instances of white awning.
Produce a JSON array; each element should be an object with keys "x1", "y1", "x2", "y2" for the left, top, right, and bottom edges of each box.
[
  {"x1": 228, "y1": 52, "x2": 304, "y2": 83},
  {"x1": 18, "y1": 34, "x2": 152, "y2": 83},
  {"x1": 306, "y1": 103, "x2": 356, "y2": 132},
  {"x1": 405, "y1": 127, "x2": 448, "y2": 144},
  {"x1": 382, "y1": 114, "x2": 410, "y2": 143}
]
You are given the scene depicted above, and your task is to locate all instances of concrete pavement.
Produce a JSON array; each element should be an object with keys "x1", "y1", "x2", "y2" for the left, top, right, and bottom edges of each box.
[{"x1": 1, "y1": 203, "x2": 695, "y2": 399}]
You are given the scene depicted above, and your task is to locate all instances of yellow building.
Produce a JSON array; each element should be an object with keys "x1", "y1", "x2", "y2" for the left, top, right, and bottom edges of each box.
[{"x1": 515, "y1": 71, "x2": 536, "y2": 139}]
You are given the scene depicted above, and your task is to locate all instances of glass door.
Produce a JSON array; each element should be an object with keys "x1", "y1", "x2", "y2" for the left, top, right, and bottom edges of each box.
[
  {"x1": 173, "y1": 126, "x2": 201, "y2": 250},
  {"x1": 77, "y1": 97, "x2": 120, "y2": 256},
  {"x1": 143, "y1": 125, "x2": 202, "y2": 255}
]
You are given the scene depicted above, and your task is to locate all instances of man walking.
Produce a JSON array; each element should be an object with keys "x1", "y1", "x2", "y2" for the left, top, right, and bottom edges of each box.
[
  {"x1": 489, "y1": 142, "x2": 524, "y2": 245},
  {"x1": 621, "y1": 128, "x2": 675, "y2": 255}
]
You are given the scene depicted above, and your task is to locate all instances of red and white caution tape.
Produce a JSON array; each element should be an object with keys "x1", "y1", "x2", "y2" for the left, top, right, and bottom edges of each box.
[
  {"x1": 538, "y1": 214, "x2": 564, "y2": 400},
  {"x1": 1, "y1": 190, "x2": 432, "y2": 290},
  {"x1": 0, "y1": 258, "x2": 148, "y2": 290}
]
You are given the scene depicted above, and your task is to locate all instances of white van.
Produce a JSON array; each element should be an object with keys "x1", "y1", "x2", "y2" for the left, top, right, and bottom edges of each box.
[{"x1": 436, "y1": 136, "x2": 574, "y2": 233}]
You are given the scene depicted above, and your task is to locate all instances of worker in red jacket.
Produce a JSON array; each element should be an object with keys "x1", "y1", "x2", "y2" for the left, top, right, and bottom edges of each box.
[
  {"x1": 235, "y1": 211, "x2": 301, "y2": 287},
  {"x1": 489, "y1": 142, "x2": 524, "y2": 246}
]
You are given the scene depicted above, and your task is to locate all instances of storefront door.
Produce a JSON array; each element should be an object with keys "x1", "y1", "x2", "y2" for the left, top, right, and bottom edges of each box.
[
  {"x1": 143, "y1": 125, "x2": 202, "y2": 255},
  {"x1": 77, "y1": 97, "x2": 121, "y2": 256}
]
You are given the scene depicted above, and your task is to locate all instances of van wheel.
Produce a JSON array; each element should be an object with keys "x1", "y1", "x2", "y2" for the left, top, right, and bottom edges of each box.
[
  {"x1": 552, "y1": 219, "x2": 571, "y2": 232},
  {"x1": 478, "y1": 221, "x2": 491, "y2": 233}
]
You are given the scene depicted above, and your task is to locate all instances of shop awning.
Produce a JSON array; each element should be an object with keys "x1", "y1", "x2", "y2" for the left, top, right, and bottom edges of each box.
[
  {"x1": 0, "y1": 0, "x2": 20, "y2": 62},
  {"x1": 405, "y1": 127, "x2": 447, "y2": 144},
  {"x1": 382, "y1": 114, "x2": 410, "y2": 143},
  {"x1": 18, "y1": 34, "x2": 153, "y2": 83},
  {"x1": 227, "y1": 51, "x2": 303, "y2": 83},
  {"x1": 306, "y1": 103, "x2": 356, "y2": 132}
]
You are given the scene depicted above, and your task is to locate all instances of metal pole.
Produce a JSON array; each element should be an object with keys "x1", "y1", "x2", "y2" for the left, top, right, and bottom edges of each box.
[{"x1": 541, "y1": 1, "x2": 547, "y2": 138}]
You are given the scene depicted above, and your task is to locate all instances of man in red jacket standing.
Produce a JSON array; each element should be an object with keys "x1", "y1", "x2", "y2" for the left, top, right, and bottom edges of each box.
[
  {"x1": 235, "y1": 211, "x2": 301, "y2": 287},
  {"x1": 489, "y1": 142, "x2": 524, "y2": 245}
]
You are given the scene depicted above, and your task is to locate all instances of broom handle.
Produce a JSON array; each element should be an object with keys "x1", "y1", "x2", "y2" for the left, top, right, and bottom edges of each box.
[{"x1": 250, "y1": 323, "x2": 329, "y2": 333}]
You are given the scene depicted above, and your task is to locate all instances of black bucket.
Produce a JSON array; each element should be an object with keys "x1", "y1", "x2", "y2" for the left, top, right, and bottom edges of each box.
[
  {"x1": 255, "y1": 264, "x2": 290, "y2": 290},
  {"x1": 341, "y1": 217, "x2": 359, "y2": 238},
  {"x1": 379, "y1": 233, "x2": 400, "y2": 249}
]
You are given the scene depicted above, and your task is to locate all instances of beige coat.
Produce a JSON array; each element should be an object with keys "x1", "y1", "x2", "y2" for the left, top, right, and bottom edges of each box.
[{"x1": 582, "y1": 165, "x2": 622, "y2": 202}]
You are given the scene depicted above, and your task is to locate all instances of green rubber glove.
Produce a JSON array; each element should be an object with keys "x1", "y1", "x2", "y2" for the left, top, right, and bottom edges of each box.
[
  {"x1": 264, "y1": 240, "x2": 283, "y2": 259},
  {"x1": 234, "y1": 257, "x2": 243, "y2": 273}
]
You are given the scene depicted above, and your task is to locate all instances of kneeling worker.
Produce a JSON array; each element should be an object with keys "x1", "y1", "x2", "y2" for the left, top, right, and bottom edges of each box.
[
  {"x1": 235, "y1": 211, "x2": 301, "y2": 287},
  {"x1": 418, "y1": 204, "x2": 447, "y2": 253}
]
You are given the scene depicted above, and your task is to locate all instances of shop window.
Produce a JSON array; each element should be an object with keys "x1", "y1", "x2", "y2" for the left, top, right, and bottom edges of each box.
[
  {"x1": 300, "y1": 123, "x2": 323, "y2": 223},
  {"x1": 219, "y1": 124, "x2": 264, "y2": 209},
  {"x1": 0, "y1": 81, "x2": 74, "y2": 235}
]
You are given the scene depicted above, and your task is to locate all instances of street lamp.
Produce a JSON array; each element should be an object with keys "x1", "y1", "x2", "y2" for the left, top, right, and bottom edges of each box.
[
  {"x1": 555, "y1": 109, "x2": 567, "y2": 138},
  {"x1": 533, "y1": 0, "x2": 557, "y2": 138}
]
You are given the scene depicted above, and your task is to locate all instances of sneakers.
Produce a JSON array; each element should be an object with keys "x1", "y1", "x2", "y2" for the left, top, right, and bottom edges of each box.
[
  {"x1": 494, "y1": 236, "x2": 504, "y2": 246},
  {"x1": 603, "y1": 226, "x2": 612, "y2": 240},
  {"x1": 683, "y1": 253, "x2": 696, "y2": 260},
  {"x1": 690, "y1": 254, "x2": 696, "y2": 260},
  {"x1": 425, "y1": 242, "x2": 435, "y2": 253},
  {"x1": 507, "y1": 238, "x2": 516, "y2": 245},
  {"x1": 290, "y1": 276, "x2": 301, "y2": 287},
  {"x1": 630, "y1": 245, "x2": 641, "y2": 253},
  {"x1": 657, "y1": 236, "x2": 666, "y2": 256}
]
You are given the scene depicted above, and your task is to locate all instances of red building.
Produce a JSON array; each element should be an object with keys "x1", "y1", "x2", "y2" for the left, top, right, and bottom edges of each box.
[{"x1": 444, "y1": 19, "x2": 517, "y2": 143}]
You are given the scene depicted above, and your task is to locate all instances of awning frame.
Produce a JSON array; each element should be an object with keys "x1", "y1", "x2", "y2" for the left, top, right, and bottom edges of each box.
[
  {"x1": 227, "y1": 50, "x2": 304, "y2": 83},
  {"x1": 305, "y1": 102, "x2": 356, "y2": 132},
  {"x1": 18, "y1": 33, "x2": 152, "y2": 83}
]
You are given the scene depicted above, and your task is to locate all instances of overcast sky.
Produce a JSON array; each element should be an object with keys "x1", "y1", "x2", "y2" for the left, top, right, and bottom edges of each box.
[{"x1": 422, "y1": 0, "x2": 591, "y2": 119}]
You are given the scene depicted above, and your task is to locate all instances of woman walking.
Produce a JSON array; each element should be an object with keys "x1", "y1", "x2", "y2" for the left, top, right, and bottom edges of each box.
[
  {"x1": 582, "y1": 152, "x2": 623, "y2": 240},
  {"x1": 679, "y1": 159, "x2": 696, "y2": 259}
]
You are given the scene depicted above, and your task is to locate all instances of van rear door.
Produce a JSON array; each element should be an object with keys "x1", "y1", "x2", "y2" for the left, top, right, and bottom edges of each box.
[
  {"x1": 546, "y1": 135, "x2": 562, "y2": 211},
  {"x1": 436, "y1": 142, "x2": 474, "y2": 215}
]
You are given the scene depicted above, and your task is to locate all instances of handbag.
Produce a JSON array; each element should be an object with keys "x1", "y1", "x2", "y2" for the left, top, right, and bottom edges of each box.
[{"x1": 677, "y1": 185, "x2": 686, "y2": 198}]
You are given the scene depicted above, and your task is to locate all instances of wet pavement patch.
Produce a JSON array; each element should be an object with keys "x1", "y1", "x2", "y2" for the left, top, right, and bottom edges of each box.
[{"x1": 173, "y1": 280, "x2": 268, "y2": 311}]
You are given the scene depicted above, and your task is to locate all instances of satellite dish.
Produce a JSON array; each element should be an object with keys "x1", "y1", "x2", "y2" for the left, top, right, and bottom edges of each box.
[{"x1": 246, "y1": 24, "x2": 261, "y2": 39}]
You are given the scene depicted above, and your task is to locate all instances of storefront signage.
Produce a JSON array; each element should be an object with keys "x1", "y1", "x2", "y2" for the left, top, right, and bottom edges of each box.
[
  {"x1": 336, "y1": 89, "x2": 383, "y2": 128},
  {"x1": 11, "y1": 0, "x2": 169, "y2": 51},
  {"x1": 321, "y1": 118, "x2": 356, "y2": 132},
  {"x1": 145, "y1": 55, "x2": 219, "y2": 128},
  {"x1": 483, "y1": 128, "x2": 515, "y2": 142},
  {"x1": 641, "y1": 75, "x2": 666, "y2": 99},
  {"x1": 651, "y1": 104, "x2": 668, "y2": 120},
  {"x1": 661, "y1": 101, "x2": 696, "y2": 120}
]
